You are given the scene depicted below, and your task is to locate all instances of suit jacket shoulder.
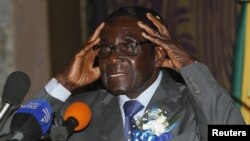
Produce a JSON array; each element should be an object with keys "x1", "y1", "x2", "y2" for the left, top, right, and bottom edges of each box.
[{"x1": 59, "y1": 62, "x2": 245, "y2": 141}]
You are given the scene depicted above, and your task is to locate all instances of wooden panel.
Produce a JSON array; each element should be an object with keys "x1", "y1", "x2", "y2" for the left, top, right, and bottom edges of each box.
[{"x1": 14, "y1": 0, "x2": 50, "y2": 100}]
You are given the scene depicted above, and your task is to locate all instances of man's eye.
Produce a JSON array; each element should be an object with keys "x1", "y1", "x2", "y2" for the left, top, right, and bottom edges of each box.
[
  {"x1": 100, "y1": 47, "x2": 110, "y2": 52},
  {"x1": 97, "y1": 45, "x2": 108, "y2": 52},
  {"x1": 127, "y1": 43, "x2": 136, "y2": 48}
]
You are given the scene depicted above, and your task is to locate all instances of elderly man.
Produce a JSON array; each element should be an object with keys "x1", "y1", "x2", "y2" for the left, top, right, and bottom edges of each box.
[{"x1": 46, "y1": 6, "x2": 244, "y2": 141}]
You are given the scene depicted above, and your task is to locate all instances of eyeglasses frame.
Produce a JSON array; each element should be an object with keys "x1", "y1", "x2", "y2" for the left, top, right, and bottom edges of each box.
[{"x1": 93, "y1": 41, "x2": 152, "y2": 58}]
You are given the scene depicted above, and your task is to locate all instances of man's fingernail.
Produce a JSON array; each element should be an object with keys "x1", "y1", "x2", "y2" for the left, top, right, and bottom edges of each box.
[{"x1": 142, "y1": 32, "x2": 147, "y2": 36}]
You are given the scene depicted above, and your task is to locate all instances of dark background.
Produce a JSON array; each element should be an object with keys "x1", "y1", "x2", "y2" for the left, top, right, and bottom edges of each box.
[
  {"x1": 48, "y1": 0, "x2": 241, "y2": 92},
  {"x1": 0, "y1": 0, "x2": 242, "y2": 99}
]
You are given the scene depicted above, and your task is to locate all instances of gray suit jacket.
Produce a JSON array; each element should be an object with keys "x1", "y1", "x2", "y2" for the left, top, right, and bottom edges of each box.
[
  {"x1": 0, "y1": 63, "x2": 244, "y2": 141},
  {"x1": 57, "y1": 62, "x2": 245, "y2": 141}
]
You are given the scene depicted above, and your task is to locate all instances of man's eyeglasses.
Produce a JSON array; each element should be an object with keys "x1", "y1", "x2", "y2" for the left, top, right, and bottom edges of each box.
[{"x1": 93, "y1": 41, "x2": 152, "y2": 58}]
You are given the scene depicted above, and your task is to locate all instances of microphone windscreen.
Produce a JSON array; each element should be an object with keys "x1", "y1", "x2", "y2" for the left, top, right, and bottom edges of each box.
[
  {"x1": 13, "y1": 99, "x2": 53, "y2": 134},
  {"x1": 63, "y1": 101, "x2": 91, "y2": 131},
  {"x1": 2, "y1": 71, "x2": 30, "y2": 106},
  {"x1": 11, "y1": 113, "x2": 42, "y2": 141}
]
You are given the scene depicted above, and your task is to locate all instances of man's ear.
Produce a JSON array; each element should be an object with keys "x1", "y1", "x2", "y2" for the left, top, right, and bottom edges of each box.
[{"x1": 155, "y1": 47, "x2": 165, "y2": 67}]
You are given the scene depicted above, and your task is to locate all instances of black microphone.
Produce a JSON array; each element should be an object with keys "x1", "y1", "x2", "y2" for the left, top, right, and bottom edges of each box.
[
  {"x1": 0, "y1": 71, "x2": 30, "y2": 125},
  {"x1": 0, "y1": 132, "x2": 13, "y2": 140},
  {"x1": 50, "y1": 101, "x2": 91, "y2": 141}
]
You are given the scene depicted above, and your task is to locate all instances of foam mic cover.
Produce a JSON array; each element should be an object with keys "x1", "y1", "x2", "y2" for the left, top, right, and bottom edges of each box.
[
  {"x1": 2, "y1": 71, "x2": 30, "y2": 106},
  {"x1": 50, "y1": 101, "x2": 91, "y2": 141},
  {"x1": 0, "y1": 71, "x2": 30, "y2": 128},
  {"x1": 10, "y1": 99, "x2": 52, "y2": 141},
  {"x1": 63, "y1": 101, "x2": 91, "y2": 132}
]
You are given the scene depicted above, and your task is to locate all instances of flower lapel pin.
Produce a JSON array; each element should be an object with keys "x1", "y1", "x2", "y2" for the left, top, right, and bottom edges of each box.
[{"x1": 131, "y1": 106, "x2": 179, "y2": 141}]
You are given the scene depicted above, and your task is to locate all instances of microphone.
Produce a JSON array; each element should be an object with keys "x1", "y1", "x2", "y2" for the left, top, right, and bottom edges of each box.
[
  {"x1": 8, "y1": 99, "x2": 53, "y2": 141},
  {"x1": 0, "y1": 132, "x2": 13, "y2": 140},
  {"x1": 50, "y1": 101, "x2": 91, "y2": 141},
  {"x1": 0, "y1": 71, "x2": 30, "y2": 125}
]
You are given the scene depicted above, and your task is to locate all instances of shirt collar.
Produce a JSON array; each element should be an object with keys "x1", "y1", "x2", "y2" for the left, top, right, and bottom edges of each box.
[{"x1": 119, "y1": 71, "x2": 162, "y2": 119}]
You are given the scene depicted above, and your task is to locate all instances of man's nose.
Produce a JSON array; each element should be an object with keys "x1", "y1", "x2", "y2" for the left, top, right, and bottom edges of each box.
[{"x1": 108, "y1": 49, "x2": 121, "y2": 63}]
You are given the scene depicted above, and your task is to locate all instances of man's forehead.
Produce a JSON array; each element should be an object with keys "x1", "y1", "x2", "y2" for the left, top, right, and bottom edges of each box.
[
  {"x1": 101, "y1": 23, "x2": 144, "y2": 42},
  {"x1": 100, "y1": 37, "x2": 141, "y2": 45}
]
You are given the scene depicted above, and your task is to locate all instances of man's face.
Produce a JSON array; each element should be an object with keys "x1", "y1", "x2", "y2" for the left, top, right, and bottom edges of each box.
[{"x1": 98, "y1": 16, "x2": 158, "y2": 98}]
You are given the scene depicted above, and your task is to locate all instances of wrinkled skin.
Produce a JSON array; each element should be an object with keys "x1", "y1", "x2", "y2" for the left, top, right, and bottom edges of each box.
[
  {"x1": 56, "y1": 13, "x2": 195, "y2": 98},
  {"x1": 98, "y1": 16, "x2": 159, "y2": 98},
  {"x1": 55, "y1": 23, "x2": 105, "y2": 91},
  {"x1": 137, "y1": 13, "x2": 195, "y2": 70}
]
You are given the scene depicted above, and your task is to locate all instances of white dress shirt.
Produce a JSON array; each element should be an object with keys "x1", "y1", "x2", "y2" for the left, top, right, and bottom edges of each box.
[
  {"x1": 118, "y1": 71, "x2": 162, "y2": 125},
  {"x1": 45, "y1": 72, "x2": 162, "y2": 126}
]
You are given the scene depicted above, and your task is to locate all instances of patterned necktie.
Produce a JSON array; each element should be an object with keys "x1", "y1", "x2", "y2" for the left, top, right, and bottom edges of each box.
[{"x1": 123, "y1": 100, "x2": 144, "y2": 141}]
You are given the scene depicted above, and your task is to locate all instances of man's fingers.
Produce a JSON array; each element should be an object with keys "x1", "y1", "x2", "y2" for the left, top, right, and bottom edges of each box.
[
  {"x1": 146, "y1": 13, "x2": 169, "y2": 36},
  {"x1": 93, "y1": 67, "x2": 101, "y2": 80},
  {"x1": 138, "y1": 21, "x2": 159, "y2": 37},
  {"x1": 142, "y1": 32, "x2": 170, "y2": 50},
  {"x1": 85, "y1": 49, "x2": 97, "y2": 68},
  {"x1": 84, "y1": 37, "x2": 100, "y2": 52},
  {"x1": 161, "y1": 59, "x2": 174, "y2": 68},
  {"x1": 89, "y1": 22, "x2": 105, "y2": 42},
  {"x1": 74, "y1": 38, "x2": 99, "y2": 64}
]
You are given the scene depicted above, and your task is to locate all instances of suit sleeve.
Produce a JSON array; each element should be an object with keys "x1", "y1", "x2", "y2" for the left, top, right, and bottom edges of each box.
[
  {"x1": 33, "y1": 88, "x2": 64, "y2": 113},
  {"x1": 0, "y1": 78, "x2": 69, "y2": 137},
  {"x1": 180, "y1": 62, "x2": 245, "y2": 124}
]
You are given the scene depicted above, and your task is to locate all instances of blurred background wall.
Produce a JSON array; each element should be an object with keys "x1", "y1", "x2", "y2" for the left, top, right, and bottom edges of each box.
[
  {"x1": 0, "y1": 0, "x2": 50, "y2": 100},
  {"x1": 0, "y1": 0, "x2": 242, "y2": 100}
]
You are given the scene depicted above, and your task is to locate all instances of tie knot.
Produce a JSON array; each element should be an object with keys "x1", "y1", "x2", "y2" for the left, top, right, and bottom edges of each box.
[{"x1": 123, "y1": 100, "x2": 144, "y2": 117}]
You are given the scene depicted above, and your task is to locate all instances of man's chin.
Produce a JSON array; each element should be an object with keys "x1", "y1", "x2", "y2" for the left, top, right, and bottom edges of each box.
[{"x1": 105, "y1": 87, "x2": 128, "y2": 96}]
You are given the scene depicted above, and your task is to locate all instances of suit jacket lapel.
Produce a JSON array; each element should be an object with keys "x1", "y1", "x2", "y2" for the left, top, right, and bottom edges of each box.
[
  {"x1": 145, "y1": 70, "x2": 184, "y2": 126},
  {"x1": 96, "y1": 70, "x2": 185, "y2": 141},
  {"x1": 97, "y1": 96, "x2": 124, "y2": 141}
]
